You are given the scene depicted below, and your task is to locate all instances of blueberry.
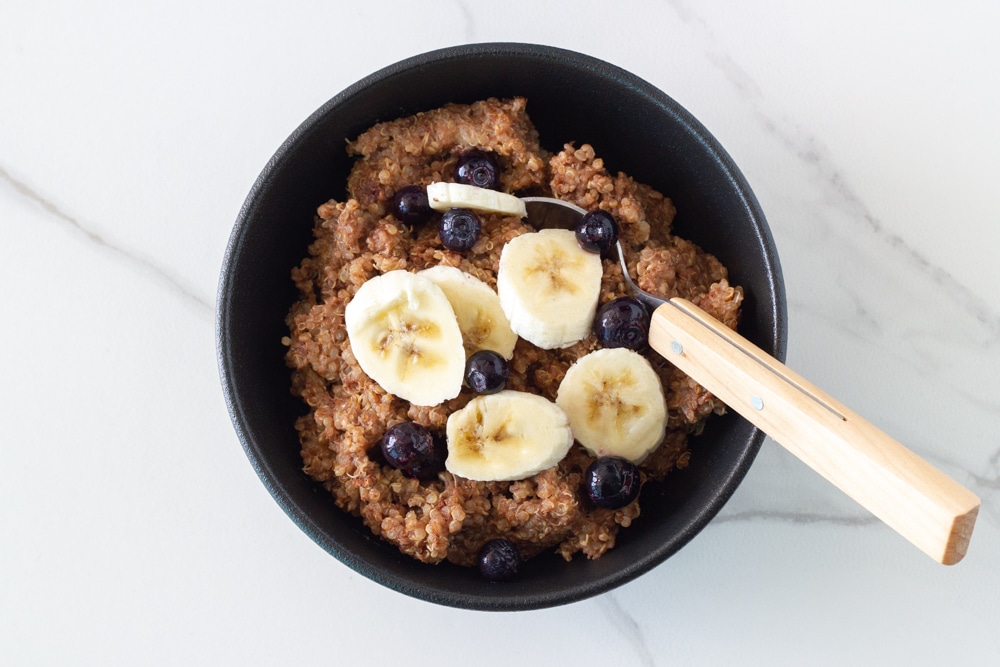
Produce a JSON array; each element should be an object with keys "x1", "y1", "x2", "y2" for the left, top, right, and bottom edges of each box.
[
  {"x1": 380, "y1": 423, "x2": 445, "y2": 480},
  {"x1": 584, "y1": 456, "x2": 641, "y2": 510},
  {"x1": 464, "y1": 350, "x2": 510, "y2": 394},
  {"x1": 594, "y1": 296, "x2": 650, "y2": 351},
  {"x1": 404, "y1": 433, "x2": 448, "y2": 481},
  {"x1": 438, "y1": 208, "x2": 482, "y2": 252},
  {"x1": 477, "y1": 538, "x2": 520, "y2": 582},
  {"x1": 455, "y1": 149, "x2": 501, "y2": 190},
  {"x1": 392, "y1": 185, "x2": 433, "y2": 225},
  {"x1": 574, "y1": 209, "x2": 619, "y2": 255}
]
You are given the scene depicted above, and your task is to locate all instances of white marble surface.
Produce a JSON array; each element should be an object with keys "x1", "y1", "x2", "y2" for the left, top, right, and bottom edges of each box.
[{"x1": 3, "y1": 1, "x2": 998, "y2": 664}]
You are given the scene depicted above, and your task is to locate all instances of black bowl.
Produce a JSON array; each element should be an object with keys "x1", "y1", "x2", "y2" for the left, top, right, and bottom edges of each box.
[{"x1": 217, "y1": 43, "x2": 786, "y2": 611}]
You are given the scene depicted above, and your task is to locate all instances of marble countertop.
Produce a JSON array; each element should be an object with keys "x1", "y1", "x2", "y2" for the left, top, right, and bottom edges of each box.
[{"x1": 3, "y1": 1, "x2": 998, "y2": 664}]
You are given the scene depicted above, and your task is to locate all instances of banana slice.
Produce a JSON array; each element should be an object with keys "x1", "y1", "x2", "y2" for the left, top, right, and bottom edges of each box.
[
  {"x1": 555, "y1": 348, "x2": 668, "y2": 463},
  {"x1": 418, "y1": 265, "x2": 518, "y2": 359},
  {"x1": 496, "y1": 229, "x2": 603, "y2": 349},
  {"x1": 426, "y1": 181, "x2": 527, "y2": 218},
  {"x1": 344, "y1": 270, "x2": 465, "y2": 406},
  {"x1": 445, "y1": 390, "x2": 574, "y2": 482}
]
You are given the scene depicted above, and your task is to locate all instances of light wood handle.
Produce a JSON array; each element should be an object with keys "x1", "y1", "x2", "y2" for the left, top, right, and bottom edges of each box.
[{"x1": 650, "y1": 298, "x2": 980, "y2": 564}]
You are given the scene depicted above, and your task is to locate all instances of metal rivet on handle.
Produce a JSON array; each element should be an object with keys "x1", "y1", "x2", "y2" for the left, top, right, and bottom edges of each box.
[
  {"x1": 751, "y1": 396, "x2": 764, "y2": 411},
  {"x1": 671, "y1": 340, "x2": 683, "y2": 355}
]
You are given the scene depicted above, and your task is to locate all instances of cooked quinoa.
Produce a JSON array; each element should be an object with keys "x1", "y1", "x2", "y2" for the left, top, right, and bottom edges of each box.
[{"x1": 284, "y1": 97, "x2": 742, "y2": 566}]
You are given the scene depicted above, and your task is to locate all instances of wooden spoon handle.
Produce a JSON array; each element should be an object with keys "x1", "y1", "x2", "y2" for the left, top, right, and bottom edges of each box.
[{"x1": 649, "y1": 298, "x2": 980, "y2": 564}]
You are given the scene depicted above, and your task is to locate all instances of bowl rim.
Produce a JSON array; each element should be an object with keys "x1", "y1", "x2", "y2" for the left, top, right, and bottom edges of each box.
[{"x1": 217, "y1": 41, "x2": 787, "y2": 611}]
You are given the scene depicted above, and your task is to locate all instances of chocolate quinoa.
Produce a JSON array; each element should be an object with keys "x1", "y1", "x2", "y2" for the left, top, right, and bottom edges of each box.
[{"x1": 283, "y1": 98, "x2": 742, "y2": 566}]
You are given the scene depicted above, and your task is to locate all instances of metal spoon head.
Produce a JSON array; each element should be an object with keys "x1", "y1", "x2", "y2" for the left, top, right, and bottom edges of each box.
[
  {"x1": 521, "y1": 196, "x2": 588, "y2": 231},
  {"x1": 520, "y1": 196, "x2": 666, "y2": 310}
]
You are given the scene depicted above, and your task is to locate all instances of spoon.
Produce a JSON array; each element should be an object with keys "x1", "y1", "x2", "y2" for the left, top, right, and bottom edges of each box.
[{"x1": 521, "y1": 196, "x2": 980, "y2": 565}]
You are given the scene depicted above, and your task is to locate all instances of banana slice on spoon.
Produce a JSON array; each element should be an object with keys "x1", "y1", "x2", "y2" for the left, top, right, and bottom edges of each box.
[
  {"x1": 521, "y1": 195, "x2": 980, "y2": 566},
  {"x1": 427, "y1": 181, "x2": 526, "y2": 218}
]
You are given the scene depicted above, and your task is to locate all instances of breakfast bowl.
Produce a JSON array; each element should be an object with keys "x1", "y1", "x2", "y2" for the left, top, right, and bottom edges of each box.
[{"x1": 217, "y1": 42, "x2": 787, "y2": 611}]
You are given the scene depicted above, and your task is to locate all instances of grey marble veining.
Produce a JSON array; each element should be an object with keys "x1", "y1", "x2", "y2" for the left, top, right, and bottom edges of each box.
[
  {"x1": 0, "y1": 164, "x2": 212, "y2": 313},
  {"x1": 596, "y1": 593, "x2": 657, "y2": 667}
]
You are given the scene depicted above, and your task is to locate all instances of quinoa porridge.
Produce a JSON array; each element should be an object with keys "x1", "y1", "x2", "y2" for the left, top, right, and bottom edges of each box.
[{"x1": 283, "y1": 97, "x2": 742, "y2": 568}]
